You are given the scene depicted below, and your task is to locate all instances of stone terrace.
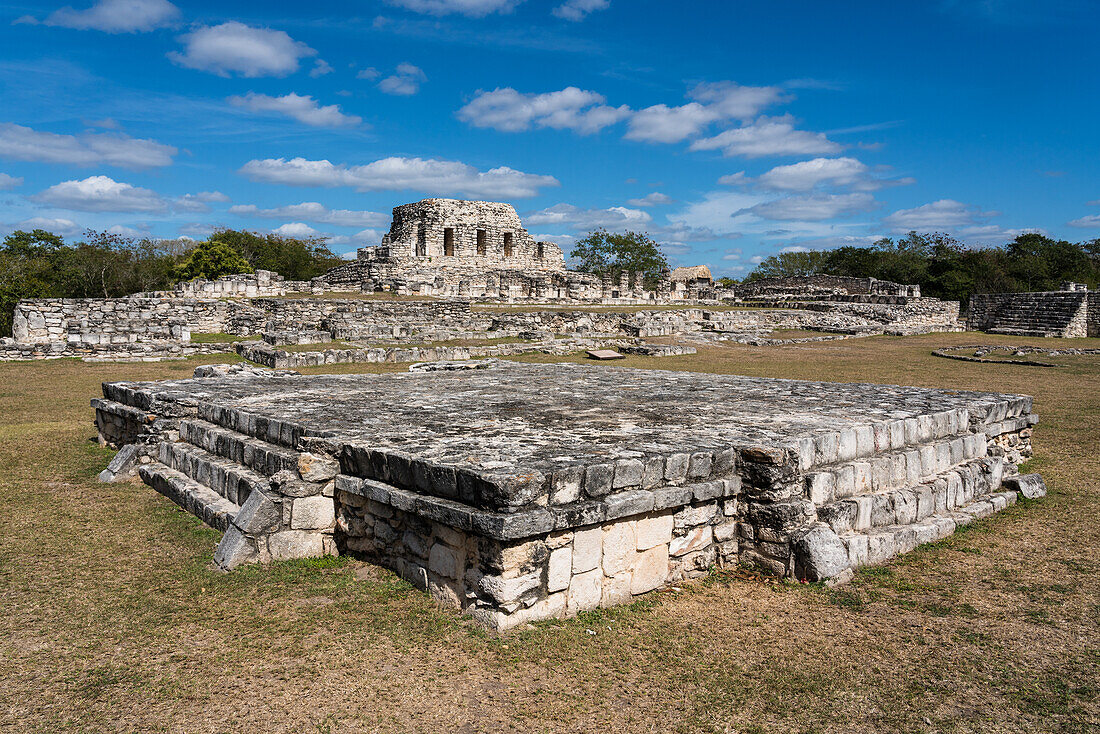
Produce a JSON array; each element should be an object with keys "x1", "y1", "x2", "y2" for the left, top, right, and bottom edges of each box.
[{"x1": 97, "y1": 362, "x2": 1042, "y2": 630}]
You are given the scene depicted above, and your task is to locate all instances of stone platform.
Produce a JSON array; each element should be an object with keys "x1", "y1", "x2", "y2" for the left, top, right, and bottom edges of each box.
[{"x1": 94, "y1": 362, "x2": 1042, "y2": 630}]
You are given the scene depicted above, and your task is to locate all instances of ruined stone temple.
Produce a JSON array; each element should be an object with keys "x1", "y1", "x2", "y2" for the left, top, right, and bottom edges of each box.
[
  {"x1": 95, "y1": 361, "x2": 1044, "y2": 631},
  {"x1": 317, "y1": 199, "x2": 594, "y2": 299},
  {"x1": 967, "y1": 283, "x2": 1098, "y2": 338}
]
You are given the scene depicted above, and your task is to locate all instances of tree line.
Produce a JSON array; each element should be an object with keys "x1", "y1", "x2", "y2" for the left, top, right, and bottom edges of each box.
[
  {"x1": 727, "y1": 232, "x2": 1100, "y2": 306},
  {"x1": 0, "y1": 228, "x2": 342, "y2": 337}
]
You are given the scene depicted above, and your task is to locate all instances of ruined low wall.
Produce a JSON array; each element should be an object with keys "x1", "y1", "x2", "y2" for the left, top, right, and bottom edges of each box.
[
  {"x1": 968, "y1": 291, "x2": 1089, "y2": 337},
  {"x1": 12, "y1": 297, "x2": 232, "y2": 345},
  {"x1": 731, "y1": 275, "x2": 919, "y2": 298}
]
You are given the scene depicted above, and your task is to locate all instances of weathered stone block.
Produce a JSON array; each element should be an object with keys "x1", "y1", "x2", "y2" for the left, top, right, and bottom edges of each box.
[
  {"x1": 547, "y1": 546, "x2": 572, "y2": 592},
  {"x1": 428, "y1": 542, "x2": 463, "y2": 580},
  {"x1": 291, "y1": 495, "x2": 336, "y2": 530},
  {"x1": 670, "y1": 525, "x2": 712, "y2": 557},
  {"x1": 572, "y1": 527, "x2": 602, "y2": 573},
  {"x1": 635, "y1": 513, "x2": 673, "y2": 550},
  {"x1": 268, "y1": 530, "x2": 326, "y2": 560},
  {"x1": 631, "y1": 545, "x2": 669, "y2": 595},
  {"x1": 567, "y1": 568, "x2": 602, "y2": 613},
  {"x1": 602, "y1": 521, "x2": 636, "y2": 575}
]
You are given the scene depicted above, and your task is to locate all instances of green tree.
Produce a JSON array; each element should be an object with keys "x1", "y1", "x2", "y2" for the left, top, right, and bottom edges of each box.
[
  {"x1": 208, "y1": 229, "x2": 342, "y2": 280},
  {"x1": 174, "y1": 239, "x2": 254, "y2": 281},
  {"x1": 570, "y1": 229, "x2": 669, "y2": 285},
  {"x1": 744, "y1": 249, "x2": 831, "y2": 280}
]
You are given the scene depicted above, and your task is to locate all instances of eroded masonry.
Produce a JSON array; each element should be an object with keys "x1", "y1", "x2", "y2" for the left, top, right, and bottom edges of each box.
[{"x1": 95, "y1": 362, "x2": 1045, "y2": 630}]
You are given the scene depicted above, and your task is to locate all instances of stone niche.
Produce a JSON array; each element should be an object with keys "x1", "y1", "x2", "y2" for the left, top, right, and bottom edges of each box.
[{"x1": 95, "y1": 362, "x2": 1043, "y2": 631}]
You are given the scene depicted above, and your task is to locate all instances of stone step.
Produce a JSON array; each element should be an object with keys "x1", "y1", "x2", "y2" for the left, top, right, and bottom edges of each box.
[
  {"x1": 158, "y1": 440, "x2": 269, "y2": 507},
  {"x1": 178, "y1": 418, "x2": 300, "y2": 477},
  {"x1": 838, "y1": 488, "x2": 1018, "y2": 569},
  {"x1": 138, "y1": 462, "x2": 240, "y2": 532},
  {"x1": 818, "y1": 455, "x2": 1003, "y2": 535},
  {"x1": 804, "y1": 433, "x2": 988, "y2": 503}
]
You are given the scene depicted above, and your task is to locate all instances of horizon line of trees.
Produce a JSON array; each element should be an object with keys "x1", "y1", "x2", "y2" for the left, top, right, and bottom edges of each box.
[
  {"x1": 717, "y1": 232, "x2": 1100, "y2": 306},
  {"x1": 0, "y1": 228, "x2": 343, "y2": 337}
]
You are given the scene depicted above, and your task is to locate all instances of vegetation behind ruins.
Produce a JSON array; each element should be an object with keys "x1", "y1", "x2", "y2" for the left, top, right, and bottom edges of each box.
[
  {"x1": 742, "y1": 232, "x2": 1100, "y2": 305},
  {"x1": 569, "y1": 229, "x2": 670, "y2": 287},
  {"x1": 0, "y1": 228, "x2": 343, "y2": 336}
]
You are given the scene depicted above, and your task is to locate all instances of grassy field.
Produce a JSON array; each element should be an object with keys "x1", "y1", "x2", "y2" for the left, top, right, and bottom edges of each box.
[{"x1": 0, "y1": 333, "x2": 1097, "y2": 733}]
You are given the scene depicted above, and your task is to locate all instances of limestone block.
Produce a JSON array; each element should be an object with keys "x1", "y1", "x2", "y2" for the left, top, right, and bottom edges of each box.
[
  {"x1": 547, "y1": 546, "x2": 572, "y2": 592},
  {"x1": 572, "y1": 527, "x2": 602, "y2": 573},
  {"x1": 297, "y1": 452, "x2": 340, "y2": 482},
  {"x1": 601, "y1": 572, "x2": 632, "y2": 608},
  {"x1": 267, "y1": 530, "x2": 326, "y2": 560},
  {"x1": 853, "y1": 462, "x2": 872, "y2": 494},
  {"x1": 865, "y1": 531, "x2": 896, "y2": 565},
  {"x1": 806, "y1": 472, "x2": 835, "y2": 504},
  {"x1": 584, "y1": 463, "x2": 614, "y2": 497},
  {"x1": 791, "y1": 525, "x2": 851, "y2": 581},
  {"x1": 713, "y1": 520, "x2": 738, "y2": 542},
  {"x1": 98, "y1": 443, "x2": 139, "y2": 482},
  {"x1": 433, "y1": 523, "x2": 465, "y2": 548},
  {"x1": 687, "y1": 452, "x2": 713, "y2": 479},
  {"x1": 630, "y1": 545, "x2": 669, "y2": 595},
  {"x1": 233, "y1": 489, "x2": 282, "y2": 534},
  {"x1": 673, "y1": 503, "x2": 716, "y2": 530},
  {"x1": 845, "y1": 534, "x2": 869, "y2": 566},
  {"x1": 613, "y1": 459, "x2": 645, "y2": 489},
  {"x1": 602, "y1": 521, "x2": 636, "y2": 575},
  {"x1": 635, "y1": 513, "x2": 673, "y2": 550},
  {"x1": 567, "y1": 568, "x2": 603, "y2": 614},
  {"x1": 213, "y1": 526, "x2": 258, "y2": 569},
  {"x1": 605, "y1": 489, "x2": 655, "y2": 520},
  {"x1": 291, "y1": 495, "x2": 336, "y2": 529},
  {"x1": 551, "y1": 466, "x2": 583, "y2": 504},
  {"x1": 429, "y1": 542, "x2": 463, "y2": 580},
  {"x1": 427, "y1": 574, "x2": 462, "y2": 608},
  {"x1": 1004, "y1": 473, "x2": 1046, "y2": 499},
  {"x1": 670, "y1": 525, "x2": 712, "y2": 557},
  {"x1": 479, "y1": 570, "x2": 541, "y2": 605},
  {"x1": 664, "y1": 453, "x2": 689, "y2": 482}
]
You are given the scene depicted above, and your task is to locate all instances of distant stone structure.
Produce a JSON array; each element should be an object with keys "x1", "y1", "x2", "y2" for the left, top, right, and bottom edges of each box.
[
  {"x1": 722, "y1": 275, "x2": 920, "y2": 300},
  {"x1": 95, "y1": 362, "x2": 1044, "y2": 630},
  {"x1": 173, "y1": 269, "x2": 316, "y2": 299},
  {"x1": 669, "y1": 265, "x2": 714, "y2": 299},
  {"x1": 968, "y1": 285, "x2": 1097, "y2": 338}
]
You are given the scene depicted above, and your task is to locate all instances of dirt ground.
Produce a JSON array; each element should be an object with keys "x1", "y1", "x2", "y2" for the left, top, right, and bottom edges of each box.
[{"x1": 0, "y1": 332, "x2": 1097, "y2": 733}]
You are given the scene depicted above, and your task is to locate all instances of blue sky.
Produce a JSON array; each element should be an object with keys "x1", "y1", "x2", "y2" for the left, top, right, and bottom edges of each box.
[{"x1": 0, "y1": 0, "x2": 1097, "y2": 276}]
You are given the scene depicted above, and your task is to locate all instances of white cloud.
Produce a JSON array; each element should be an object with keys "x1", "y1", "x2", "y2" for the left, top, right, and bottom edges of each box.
[
  {"x1": 169, "y1": 22, "x2": 315, "y2": 78},
  {"x1": 272, "y1": 222, "x2": 321, "y2": 238},
  {"x1": 717, "y1": 172, "x2": 749, "y2": 187},
  {"x1": 882, "y1": 199, "x2": 997, "y2": 231},
  {"x1": 238, "y1": 156, "x2": 559, "y2": 199},
  {"x1": 228, "y1": 92, "x2": 362, "y2": 128},
  {"x1": 230, "y1": 202, "x2": 387, "y2": 228},
  {"x1": 532, "y1": 233, "x2": 577, "y2": 246},
  {"x1": 626, "y1": 192, "x2": 673, "y2": 207},
  {"x1": 385, "y1": 0, "x2": 522, "y2": 16},
  {"x1": 172, "y1": 191, "x2": 229, "y2": 212},
  {"x1": 624, "y1": 102, "x2": 716, "y2": 144},
  {"x1": 0, "y1": 173, "x2": 23, "y2": 190},
  {"x1": 356, "y1": 67, "x2": 380, "y2": 80},
  {"x1": 524, "y1": 203, "x2": 651, "y2": 230},
  {"x1": 14, "y1": 217, "x2": 82, "y2": 236},
  {"x1": 377, "y1": 63, "x2": 427, "y2": 96},
  {"x1": 745, "y1": 193, "x2": 876, "y2": 221},
  {"x1": 688, "y1": 81, "x2": 786, "y2": 120},
  {"x1": 756, "y1": 157, "x2": 913, "y2": 192},
  {"x1": 666, "y1": 191, "x2": 766, "y2": 235},
  {"x1": 83, "y1": 117, "x2": 120, "y2": 129},
  {"x1": 458, "y1": 86, "x2": 629, "y2": 134},
  {"x1": 310, "y1": 59, "x2": 333, "y2": 78},
  {"x1": 1066, "y1": 215, "x2": 1100, "y2": 229},
  {"x1": 0, "y1": 122, "x2": 175, "y2": 169},
  {"x1": 106, "y1": 224, "x2": 148, "y2": 237},
  {"x1": 958, "y1": 224, "x2": 1044, "y2": 243},
  {"x1": 32, "y1": 175, "x2": 168, "y2": 213},
  {"x1": 552, "y1": 0, "x2": 610, "y2": 21},
  {"x1": 41, "y1": 0, "x2": 180, "y2": 33},
  {"x1": 690, "y1": 115, "x2": 842, "y2": 158},
  {"x1": 328, "y1": 228, "x2": 383, "y2": 248}
]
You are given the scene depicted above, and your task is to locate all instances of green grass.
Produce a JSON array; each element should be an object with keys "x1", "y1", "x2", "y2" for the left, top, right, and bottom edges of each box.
[{"x1": 189, "y1": 332, "x2": 260, "y2": 344}]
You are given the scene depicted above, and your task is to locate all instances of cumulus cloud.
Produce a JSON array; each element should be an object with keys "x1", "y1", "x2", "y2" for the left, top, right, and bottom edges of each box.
[
  {"x1": 458, "y1": 86, "x2": 629, "y2": 134},
  {"x1": 625, "y1": 82, "x2": 785, "y2": 144},
  {"x1": 756, "y1": 157, "x2": 913, "y2": 192},
  {"x1": 1067, "y1": 215, "x2": 1100, "y2": 228},
  {"x1": 32, "y1": 175, "x2": 168, "y2": 213},
  {"x1": 743, "y1": 192, "x2": 876, "y2": 221},
  {"x1": 882, "y1": 199, "x2": 997, "y2": 231},
  {"x1": 0, "y1": 122, "x2": 175, "y2": 169},
  {"x1": 524, "y1": 203, "x2": 651, "y2": 230},
  {"x1": 690, "y1": 115, "x2": 842, "y2": 158},
  {"x1": 377, "y1": 63, "x2": 427, "y2": 96},
  {"x1": 385, "y1": 0, "x2": 522, "y2": 16},
  {"x1": 228, "y1": 92, "x2": 361, "y2": 128},
  {"x1": 272, "y1": 222, "x2": 321, "y2": 238},
  {"x1": 552, "y1": 0, "x2": 610, "y2": 21},
  {"x1": 238, "y1": 156, "x2": 559, "y2": 199},
  {"x1": 38, "y1": 0, "x2": 180, "y2": 33},
  {"x1": 0, "y1": 173, "x2": 23, "y2": 190},
  {"x1": 229, "y1": 202, "x2": 388, "y2": 228},
  {"x1": 626, "y1": 192, "x2": 673, "y2": 207},
  {"x1": 958, "y1": 224, "x2": 1045, "y2": 243},
  {"x1": 310, "y1": 59, "x2": 333, "y2": 78},
  {"x1": 13, "y1": 217, "x2": 83, "y2": 236},
  {"x1": 169, "y1": 22, "x2": 316, "y2": 78},
  {"x1": 173, "y1": 191, "x2": 230, "y2": 212}
]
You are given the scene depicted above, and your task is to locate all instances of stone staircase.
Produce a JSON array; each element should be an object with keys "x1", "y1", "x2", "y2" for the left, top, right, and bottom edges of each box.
[
  {"x1": 808, "y1": 430, "x2": 1018, "y2": 570},
  {"x1": 136, "y1": 415, "x2": 339, "y2": 568},
  {"x1": 976, "y1": 291, "x2": 1088, "y2": 338}
]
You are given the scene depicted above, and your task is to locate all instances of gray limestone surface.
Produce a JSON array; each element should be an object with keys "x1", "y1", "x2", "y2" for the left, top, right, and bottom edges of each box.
[{"x1": 104, "y1": 362, "x2": 1031, "y2": 510}]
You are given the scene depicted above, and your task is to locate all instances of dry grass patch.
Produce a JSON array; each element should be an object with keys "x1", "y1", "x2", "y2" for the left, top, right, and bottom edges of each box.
[{"x1": 1, "y1": 333, "x2": 1097, "y2": 732}]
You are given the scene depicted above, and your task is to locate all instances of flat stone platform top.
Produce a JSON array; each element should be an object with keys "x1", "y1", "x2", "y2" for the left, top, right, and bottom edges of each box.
[{"x1": 105, "y1": 362, "x2": 1032, "y2": 511}]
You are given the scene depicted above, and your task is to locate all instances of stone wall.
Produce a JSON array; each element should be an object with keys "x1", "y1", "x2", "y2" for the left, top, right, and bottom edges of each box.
[
  {"x1": 728, "y1": 275, "x2": 920, "y2": 299},
  {"x1": 174, "y1": 269, "x2": 309, "y2": 298},
  {"x1": 1088, "y1": 291, "x2": 1100, "y2": 337},
  {"x1": 967, "y1": 291, "x2": 1090, "y2": 337},
  {"x1": 11, "y1": 297, "x2": 231, "y2": 345}
]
